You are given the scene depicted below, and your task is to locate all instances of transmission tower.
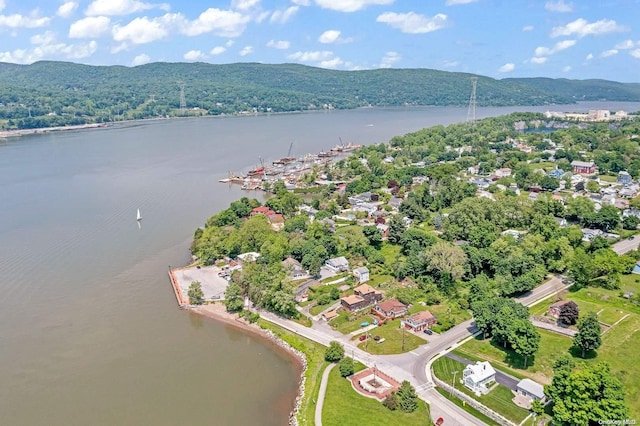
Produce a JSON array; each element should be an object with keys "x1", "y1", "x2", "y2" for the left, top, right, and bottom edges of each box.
[
  {"x1": 178, "y1": 82, "x2": 186, "y2": 110},
  {"x1": 467, "y1": 77, "x2": 478, "y2": 125}
]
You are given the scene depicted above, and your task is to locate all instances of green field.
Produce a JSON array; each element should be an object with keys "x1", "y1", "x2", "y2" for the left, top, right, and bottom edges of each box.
[
  {"x1": 432, "y1": 357, "x2": 530, "y2": 424},
  {"x1": 357, "y1": 319, "x2": 425, "y2": 355},
  {"x1": 434, "y1": 388, "x2": 501, "y2": 426},
  {"x1": 322, "y1": 366, "x2": 431, "y2": 426}
]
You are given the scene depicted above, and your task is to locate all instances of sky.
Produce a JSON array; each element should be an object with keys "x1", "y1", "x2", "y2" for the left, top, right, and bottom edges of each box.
[{"x1": 1, "y1": 0, "x2": 639, "y2": 81}]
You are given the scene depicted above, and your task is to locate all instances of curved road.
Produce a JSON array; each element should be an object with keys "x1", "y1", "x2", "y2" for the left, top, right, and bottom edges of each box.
[
  {"x1": 314, "y1": 363, "x2": 336, "y2": 426},
  {"x1": 261, "y1": 275, "x2": 571, "y2": 426}
]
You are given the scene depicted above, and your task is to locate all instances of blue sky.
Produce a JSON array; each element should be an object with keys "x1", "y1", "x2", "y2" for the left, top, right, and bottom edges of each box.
[{"x1": 1, "y1": 0, "x2": 639, "y2": 81}]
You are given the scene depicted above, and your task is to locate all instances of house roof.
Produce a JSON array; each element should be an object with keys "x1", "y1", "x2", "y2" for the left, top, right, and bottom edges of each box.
[
  {"x1": 323, "y1": 310, "x2": 338, "y2": 320},
  {"x1": 282, "y1": 257, "x2": 302, "y2": 268},
  {"x1": 516, "y1": 379, "x2": 545, "y2": 399},
  {"x1": 571, "y1": 160, "x2": 595, "y2": 167},
  {"x1": 464, "y1": 361, "x2": 496, "y2": 383},
  {"x1": 407, "y1": 310, "x2": 436, "y2": 324},
  {"x1": 341, "y1": 294, "x2": 364, "y2": 305},
  {"x1": 327, "y1": 256, "x2": 349, "y2": 267},
  {"x1": 376, "y1": 299, "x2": 407, "y2": 313},
  {"x1": 353, "y1": 267, "x2": 369, "y2": 275},
  {"x1": 550, "y1": 300, "x2": 571, "y2": 308},
  {"x1": 354, "y1": 284, "x2": 378, "y2": 295}
]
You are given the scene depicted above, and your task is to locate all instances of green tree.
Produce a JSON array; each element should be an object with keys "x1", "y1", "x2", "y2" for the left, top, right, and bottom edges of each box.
[
  {"x1": 573, "y1": 311, "x2": 602, "y2": 357},
  {"x1": 338, "y1": 357, "x2": 355, "y2": 377},
  {"x1": 362, "y1": 225, "x2": 383, "y2": 247},
  {"x1": 223, "y1": 282, "x2": 244, "y2": 312},
  {"x1": 387, "y1": 214, "x2": 406, "y2": 244},
  {"x1": 510, "y1": 319, "x2": 540, "y2": 368},
  {"x1": 530, "y1": 399, "x2": 544, "y2": 417},
  {"x1": 558, "y1": 300, "x2": 579, "y2": 326},
  {"x1": 325, "y1": 341, "x2": 345, "y2": 362},
  {"x1": 395, "y1": 380, "x2": 418, "y2": 413},
  {"x1": 382, "y1": 393, "x2": 398, "y2": 411},
  {"x1": 623, "y1": 214, "x2": 640, "y2": 230},
  {"x1": 188, "y1": 281, "x2": 204, "y2": 305},
  {"x1": 545, "y1": 362, "x2": 628, "y2": 425}
]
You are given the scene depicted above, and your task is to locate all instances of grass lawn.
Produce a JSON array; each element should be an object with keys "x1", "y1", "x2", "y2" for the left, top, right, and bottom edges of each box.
[
  {"x1": 332, "y1": 312, "x2": 378, "y2": 334},
  {"x1": 379, "y1": 242, "x2": 402, "y2": 265},
  {"x1": 598, "y1": 174, "x2": 618, "y2": 183},
  {"x1": 432, "y1": 357, "x2": 530, "y2": 424},
  {"x1": 335, "y1": 224, "x2": 363, "y2": 236},
  {"x1": 455, "y1": 330, "x2": 574, "y2": 385},
  {"x1": 322, "y1": 365, "x2": 431, "y2": 426},
  {"x1": 309, "y1": 302, "x2": 332, "y2": 316},
  {"x1": 435, "y1": 388, "x2": 501, "y2": 426},
  {"x1": 357, "y1": 319, "x2": 424, "y2": 355},
  {"x1": 257, "y1": 319, "x2": 328, "y2": 426},
  {"x1": 368, "y1": 274, "x2": 394, "y2": 287}
]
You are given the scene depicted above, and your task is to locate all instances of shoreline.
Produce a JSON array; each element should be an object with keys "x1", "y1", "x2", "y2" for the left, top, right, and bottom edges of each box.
[{"x1": 189, "y1": 303, "x2": 307, "y2": 426}]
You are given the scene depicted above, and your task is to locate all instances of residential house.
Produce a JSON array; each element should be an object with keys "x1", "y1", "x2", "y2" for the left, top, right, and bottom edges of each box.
[
  {"x1": 548, "y1": 300, "x2": 571, "y2": 319},
  {"x1": 325, "y1": 256, "x2": 350, "y2": 272},
  {"x1": 623, "y1": 209, "x2": 640, "y2": 219},
  {"x1": 318, "y1": 217, "x2": 336, "y2": 233},
  {"x1": 581, "y1": 228, "x2": 603, "y2": 242},
  {"x1": 516, "y1": 379, "x2": 546, "y2": 403},
  {"x1": 402, "y1": 310, "x2": 437, "y2": 332},
  {"x1": 548, "y1": 168, "x2": 565, "y2": 179},
  {"x1": 571, "y1": 160, "x2": 597, "y2": 175},
  {"x1": 353, "y1": 266, "x2": 370, "y2": 283},
  {"x1": 340, "y1": 284, "x2": 383, "y2": 312},
  {"x1": 376, "y1": 223, "x2": 390, "y2": 238},
  {"x1": 298, "y1": 204, "x2": 319, "y2": 217},
  {"x1": 554, "y1": 217, "x2": 568, "y2": 227},
  {"x1": 322, "y1": 310, "x2": 338, "y2": 321},
  {"x1": 494, "y1": 168, "x2": 512, "y2": 178},
  {"x1": 268, "y1": 213, "x2": 285, "y2": 231},
  {"x1": 282, "y1": 257, "x2": 308, "y2": 280},
  {"x1": 618, "y1": 171, "x2": 633, "y2": 185},
  {"x1": 632, "y1": 262, "x2": 640, "y2": 275},
  {"x1": 373, "y1": 299, "x2": 409, "y2": 319},
  {"x1": 388, "y1": 197, "x2": 403, "y2": 210},
  {"x1": 237, "y1": 252, "x2": 261, "y2": 263},
  {"x1": 250, "y1": 206, "x2": 275, "y2": 217},
  {"x1": 462, "y1": 361, "x2": 496, "y2": 395}
]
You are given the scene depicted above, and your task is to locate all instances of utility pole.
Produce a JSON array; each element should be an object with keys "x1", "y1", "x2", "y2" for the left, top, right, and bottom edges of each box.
[
  {"x1": 450, "y1": 370, "x2": 459, "y2": 397},
  {"x1": 401, "y1": 324, "x2": 405, "y2": 352},
  {"x1": 467, "y1": 76, "x2": 478, "y2": 125}
]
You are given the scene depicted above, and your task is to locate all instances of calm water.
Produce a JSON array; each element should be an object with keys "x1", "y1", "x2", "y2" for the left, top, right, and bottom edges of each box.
[{"x1": 1, "y1": 102, "x2": 639, "y2": 425}]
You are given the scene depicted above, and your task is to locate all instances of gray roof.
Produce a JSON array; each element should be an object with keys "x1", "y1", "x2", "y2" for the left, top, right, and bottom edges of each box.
[
  {"x1": 353, "y1": 267, "x2": 369, "y2": 274},
  {"x1": 516, "y1": 379, "x2": 545, "y2": 399}
]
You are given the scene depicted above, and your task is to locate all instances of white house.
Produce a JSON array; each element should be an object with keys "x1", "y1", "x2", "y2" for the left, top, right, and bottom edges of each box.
[
  {"x1": 516, "y1": 379, "x2": 546, "y2": 403},
  {"x1": 325, "y1": 256, "x2": 350, "y2": 272},
  {"x1": 353, "y1": 266, "x2": 370, "y2": 283},
  {"x1": 462, "y1": 361, "x2": 496, "y2": 395}
]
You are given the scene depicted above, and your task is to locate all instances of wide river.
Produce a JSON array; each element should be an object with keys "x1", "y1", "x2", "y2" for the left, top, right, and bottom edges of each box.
[{"x1": 1, "y1": 102, "x2": 639, "y2": 425}]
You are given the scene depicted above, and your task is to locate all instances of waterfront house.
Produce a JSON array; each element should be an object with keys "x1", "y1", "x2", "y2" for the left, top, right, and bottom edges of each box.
[
  {"x1": 373, "y1": 299, "x2": 408, "y2": 320},
  {"x1": 462, "y1": 361, "x2": 496, "y2": 395},
  {"x1": 353, "y1": 266, "x2": 370, "y2": 283},
  {"x1": 516, "y1": 379, "x2": 546, "y2": 403},
  {"x1": 402, "y1": 310, "x2": 437, "y2": 332},
  {"x1": 251, "y1": 206, "x2": 275, "y2": 217},
  {"x1": 325, "y1": 256, "x2": 350, "y2": 272},
  {"x1": 548, "y1": 300, "x2": 571, "y2": 319},
  {"x1": 571, "y1": 160, "x2": 597, "y2": 175}
]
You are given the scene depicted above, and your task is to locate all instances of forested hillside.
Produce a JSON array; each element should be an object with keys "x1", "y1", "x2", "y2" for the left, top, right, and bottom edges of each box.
[{"x1": 1, "y1": 61, "x2": 639, "y2": 130}]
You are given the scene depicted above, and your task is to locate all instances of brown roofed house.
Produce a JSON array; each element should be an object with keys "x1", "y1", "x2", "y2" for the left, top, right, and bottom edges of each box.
[
  {"x1": 373, "y1": 299, "x2": 408, "y2": 319},
  {"x1": 340, "y1": 294, "x2": 368, "y2": 312},
  {"x1": 402, "y1": 310, "x2": 437, "y2": 332}
]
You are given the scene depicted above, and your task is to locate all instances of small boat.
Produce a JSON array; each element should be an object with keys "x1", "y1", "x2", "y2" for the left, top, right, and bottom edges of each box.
[{"x1": 136, "y1": 208, "x2": 142, "y2": 221}]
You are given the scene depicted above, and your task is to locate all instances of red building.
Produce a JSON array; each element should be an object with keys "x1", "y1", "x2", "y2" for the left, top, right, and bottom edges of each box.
[{"x1": 571, "y1": 160, "x2": 597, "y2": 175}]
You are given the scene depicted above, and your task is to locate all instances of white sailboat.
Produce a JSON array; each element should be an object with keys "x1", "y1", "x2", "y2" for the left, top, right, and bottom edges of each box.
[{"x1": 136, "y1": 208, "x2": 142, "y2": 221}]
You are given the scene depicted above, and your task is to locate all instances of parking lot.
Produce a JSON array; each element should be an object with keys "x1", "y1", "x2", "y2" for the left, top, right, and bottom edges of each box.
[{"x1": 173, "y1": 265, "x2": 230, "y2": 301}]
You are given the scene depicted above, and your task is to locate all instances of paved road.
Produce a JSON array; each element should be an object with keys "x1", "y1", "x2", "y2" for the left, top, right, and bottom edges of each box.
[
  {"x1": 315, "y1": 363, "x2": 336, "y2": 426},
  {"x1": 612, "y1": 235, "x2": 640, "y2": 255},
  {"x1": 260, "y1": 274, "x2": 572, "y2": 426},
  {"x1": 445, "y1": 353, "x2": 519, "y2": 391}
]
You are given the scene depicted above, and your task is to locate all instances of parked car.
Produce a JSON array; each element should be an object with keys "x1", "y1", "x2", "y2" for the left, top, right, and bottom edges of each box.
[
  {"x1": 435, "y1": 417, "x2": 444, "y2": 426},
  {"x1": 359, "y1": 335, "x2": 367, "y2": 341},
  {"x1": 423, "y1": 329, "x2": 433, "y2": 335}
]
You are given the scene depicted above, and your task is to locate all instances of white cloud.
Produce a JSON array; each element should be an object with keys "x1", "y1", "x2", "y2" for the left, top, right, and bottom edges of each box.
[
  {"x1": 0, "y1": 33, "x2": 97, "y2": 64},
  {"x1": 225, "y1": 40, "x2": 234, "y2": 47},
  {"x1": 533, "y1": 39, "x2": 576, "y2": 57},
  {"x1": 631, "y1": 49, "x2": 640, "y2": 59},
  {"x1": 292, "y1": 0, "x2": 311, "y2": 5},
  {"x1": 231, "y1": 0, "x2": 260, "y2": 10},
  {"x1": 239, "y1": 45, "x2": 253, "y2": 56},
  {"x1": 545, "y1": 0, "x2": 573, "y2": 13},
  {"x1": 0, "y1": 0, "x2": 5, "y2": 12},
  {"x1": 441, "y1": 60, "x2": 459, "y2": 68},
  {"x1": 86, "y1": 0, "x2": 170, "y2": 16},
  {"x1": 445, "y1": 0, "x2": 477, "y2": 5},
  {"x1": 315, "y1": 0, "x2": 394, "y2": 13},
  {"x1": 288, "y1": 50, "x2": 334, "y2": 61},
  {"x1": 69, "y1": 16, "x2": 111, "y2": 38},
  {"x1": 210, "y1": 46, "x2": 226, "y2": 55},
  {"x1": 380, "y1": 51, "x2": 401, "y2": 68},
  {"x1": 562, "y1": 65, "x2": 571, "y2": 72},
  {"x1": 0, "y1": 13, "x2": 50, "y2": 29},
  {"x1": 57, "y1": 1, "x2": 78, "y2": 18},
  {"x1": 550, "y1": 18, "x2": 627, "y2": 38},
  {"x1": 522, "y1": 25, "x2": 534, "y2": 32},
  {"x1": 182, "y1": 8, "x2": 250, "y2": 37},
  {"x1": 585, "y1": 53, "x2": 594, "y2": 61},
  {"x1": 270, "y1": 6, "x2": 298, "y2": 24},
  {"x1": 131, "y1": 53, "x2": 150, "y2": 65},
  {"x1": 376, "y1": 12, "x2": 447, "y2": 34},
  {"x1": 318, "y1": 29, "x2": 352, "y2": 44},
  {"x1": 531, "y1": 57, "x2": 547, "y2": 64},
  {"x1": 111, "y1": 14, "x2": 176, "y2": 44},
  {"x1": 498, "y1": 63, "x2": 515, "y2": 73},
  {"x1": 600, "y1": 49, "x2": 618, "y2": 58},
  {"x1": 319, "y1": 57, "x2": 343, "y2": 69},
  {"x1": 615, "y1": 39, "x2": 636, "y2": 50},
  {"x1": 184, "y1": 50, "x2": 205, "y2": 61},
  {"x1": 266, "y1": 39, "x2": 290, "y2": 49}
]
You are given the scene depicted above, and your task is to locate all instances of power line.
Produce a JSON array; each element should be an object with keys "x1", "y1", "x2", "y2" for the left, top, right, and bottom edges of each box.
[
  {"x1": 467, "y1": 77, "x2": 478, "y2": 125},
  {"x1": 178, "y1": 82, "x2": 186, "y2": 110}
]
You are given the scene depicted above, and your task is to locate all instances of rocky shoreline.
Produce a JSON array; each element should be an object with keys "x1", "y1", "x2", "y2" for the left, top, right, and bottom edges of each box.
[{"x1": 189, "y1": 304, "x2": 307, "y2": 426}]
